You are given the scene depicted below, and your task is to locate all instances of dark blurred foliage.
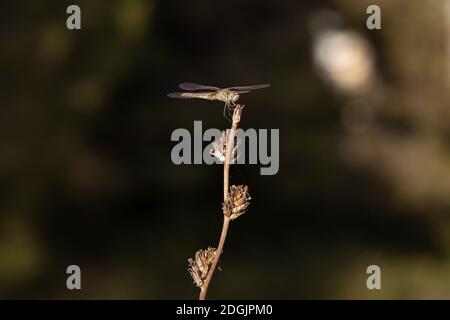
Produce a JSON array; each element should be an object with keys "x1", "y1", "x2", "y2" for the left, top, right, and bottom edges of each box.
[{"x1": 0, "y1": 0, "x2": 449, "y2": 299}]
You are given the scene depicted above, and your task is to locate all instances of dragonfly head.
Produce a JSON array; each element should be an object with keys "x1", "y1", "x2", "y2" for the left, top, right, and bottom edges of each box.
[{"x1": 231, "y1": 92, "x2": 240, "y2": 103}]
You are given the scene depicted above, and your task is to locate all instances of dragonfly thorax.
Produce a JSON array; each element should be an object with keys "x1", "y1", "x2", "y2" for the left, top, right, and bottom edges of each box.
[{"x1": 216, "y1": 89, "x2": 239, "y2": 104}]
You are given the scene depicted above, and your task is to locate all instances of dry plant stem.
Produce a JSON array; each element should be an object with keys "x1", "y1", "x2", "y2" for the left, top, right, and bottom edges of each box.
[
  {"x1": 199, "y1": 106, "x2": 243, "y2": 300},
  {"x1": 199, "y1": 216, "x2": 230, "y2": 300}
]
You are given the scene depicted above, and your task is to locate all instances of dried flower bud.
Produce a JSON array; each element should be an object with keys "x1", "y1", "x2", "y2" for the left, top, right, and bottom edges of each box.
[
  {"x1": 210, "y1": 131, "x2": 238, "y2": 164},
  {"x1": 223, "y1": 185, "x2": 251, "y2": 220},
  {"x1": 232, "y1": 105, "x2": 243, "y2": 124},
  {"x1": 187, "y1": 247, "x2": 216, "y2": 288}
]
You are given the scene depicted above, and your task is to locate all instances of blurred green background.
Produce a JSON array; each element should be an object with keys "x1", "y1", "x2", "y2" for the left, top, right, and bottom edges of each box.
[{"x1": 1, "y1": 0, "x2": 450, "y2": 299}]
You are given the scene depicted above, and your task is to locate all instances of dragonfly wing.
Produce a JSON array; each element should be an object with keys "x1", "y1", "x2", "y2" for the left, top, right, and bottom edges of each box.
[
  {"x1": 236, "y1": 90, "x2": 251, "y2": 94},
  {"x1": 179, "y1": 82, "x2": 220, "y2": 91},
  {"x1": 227, "y1": 84, "x2": 270, "y2": 90}
]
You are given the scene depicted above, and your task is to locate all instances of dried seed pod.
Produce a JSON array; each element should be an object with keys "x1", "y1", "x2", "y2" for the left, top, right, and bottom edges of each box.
[
  {"x1": 223, "y1": 185, "x2": 251, "y2": 220},
  {"x1": 187, "y1": 247, "x2": 216, "y2": 288}
]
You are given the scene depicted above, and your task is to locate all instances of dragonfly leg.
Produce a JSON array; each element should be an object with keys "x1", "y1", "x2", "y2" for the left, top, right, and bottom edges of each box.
[
  {"x1": 223, "y1": 103, "x2": 231, "y2": 121},
  {"x1": 227, "y1": 102, "x2": 234, "y2": 119},
  {"x1": 228, "y1": 101, "x2": 238, "y2": 116}
]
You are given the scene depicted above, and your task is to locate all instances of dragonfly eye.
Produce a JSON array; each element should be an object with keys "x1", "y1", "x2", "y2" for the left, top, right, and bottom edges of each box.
[{"x1": 233, "y1": 94, "x2": 239, "y2": 102}]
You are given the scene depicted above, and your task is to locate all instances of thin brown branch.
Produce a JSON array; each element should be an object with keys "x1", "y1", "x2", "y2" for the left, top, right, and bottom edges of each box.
[
  {"x1": 199, "y1": 216, "x2": 230, "y2": 300},
  {"x1": 199, "y1": 105, "x2": 243, "y2": 300}
]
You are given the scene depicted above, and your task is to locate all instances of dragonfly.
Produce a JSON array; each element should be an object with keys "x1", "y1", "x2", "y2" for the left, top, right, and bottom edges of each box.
[{"x1": 168, "y1": 82, "x2": 270, "y2": 118}]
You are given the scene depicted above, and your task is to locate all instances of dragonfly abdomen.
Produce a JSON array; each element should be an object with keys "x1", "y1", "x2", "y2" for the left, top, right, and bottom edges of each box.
[{"x1": 181, "y1": 92, "x2": 216, "y2": 100}]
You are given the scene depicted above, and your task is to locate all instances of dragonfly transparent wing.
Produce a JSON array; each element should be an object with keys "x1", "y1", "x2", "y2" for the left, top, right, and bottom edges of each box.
[
  {"x1": 227, "y1": 84, "x2": 270, "y2": 91},
  {"x1": 235, "y1": 90, "x2": 251, "y2": 94},
  {"x1": 179, "y1": 82, "x2": 220, "y2": 91}
]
